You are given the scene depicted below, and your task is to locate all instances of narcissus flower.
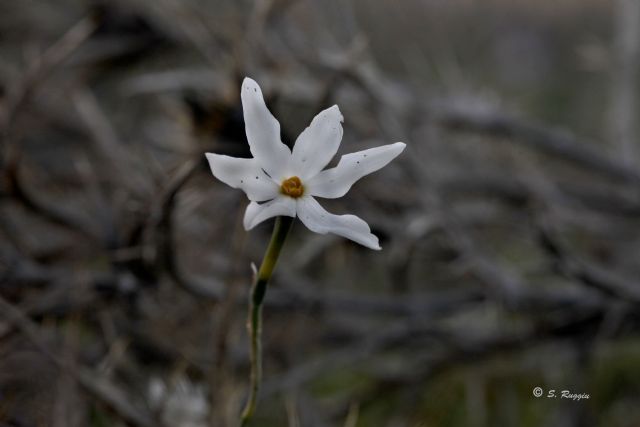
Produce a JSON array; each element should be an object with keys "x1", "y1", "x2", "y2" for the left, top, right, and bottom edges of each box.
[{"x1": 206, "y1": 78, "x2": 405, "y2": 250}]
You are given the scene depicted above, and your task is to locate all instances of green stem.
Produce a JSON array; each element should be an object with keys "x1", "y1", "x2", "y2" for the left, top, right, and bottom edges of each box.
[{"x1": 240, "y1": 216, "x2": 294, "y2": 426}]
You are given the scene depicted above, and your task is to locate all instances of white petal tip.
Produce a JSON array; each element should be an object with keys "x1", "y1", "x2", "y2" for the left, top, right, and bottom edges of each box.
[
  {"x1": 242, "y1": 76, "x2": 257, "y2": 86},
  {"x1": 327, "y1": 105, "x2": 344, "y2": 122},
  {"x1": 386, "y1": 142, "x2": 406, "y2": 160},
  {"x1": 204, "y1": 152, "x2": 218, "y2": 173},
  {"x1": 369, "y1": 240, "x2": 382, "y2": 250},
  {"x1": 359, "y1": 234, "x2": 381, "y2": 250},
  {"x1": 242, "y1": 77, "x2": 261, "y2": 91},
  {"x1": 243, "y1": 211, "x2": 256, "y2": 231}
]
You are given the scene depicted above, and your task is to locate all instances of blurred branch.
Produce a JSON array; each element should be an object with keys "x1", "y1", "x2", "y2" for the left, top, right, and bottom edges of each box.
[
  {"x1": 273, "y1": 275, "x2": 485, "y2": 317},
  {"x1": 1, "y1": 15, "x2": 97, "y2": 164},
  {"x1": 263, "y1": 319, "x2": 444, "y2": 396},
  {"x1": 307, "y1": 39, "x2": 640, "y2": 190},
  {"x1": 436, "y1": 108, "x2": 640, "y2": 185},
  {"x1": 610, "y1": 0, "x2": 640, "y2": 165},
  {"x1": 140, "y1": 156, "x2": 212, "y2": 294},
  {"x1": 439, "y1": 173, "x2": 640, "y2": 217},
  {"x1": 0, "y1": 295, "x2": 164, "y2": 427},
  {"x1": 537, "y1": 222, "x2": 640, "y2": 305},
  {"x1": 263, "y1": 303, "x2": 608, "y2": 396},
  {"x1": 2, "y1": 159, "x2": 101, "y2": 242},
  {"x1": 73, "y1": 87, "x2": 151, "y2": 195},
  {"x1": 0, "y1": 16, "x2": 100, "y2": 243}
]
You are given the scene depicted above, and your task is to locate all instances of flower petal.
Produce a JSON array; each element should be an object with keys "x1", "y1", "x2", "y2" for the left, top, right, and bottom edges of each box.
[
  {"x1": 296, "y1": 196, "x2": 380, "y2": 250},
  {"x1": 243, "y1": 196, "x2": 296, "y2": 230},
  {"x1": 306, "y1": 142, "x2": 405, "y2": 199},
  {"x1": 241, "y1": 77, "x2": 291, "y2": 179},
  {"x1": 289, "y1": 105, "x2": 343, "y2": 179},
  {"x1": 206, "y1": 153, "x2": 279, "y2": 202}
]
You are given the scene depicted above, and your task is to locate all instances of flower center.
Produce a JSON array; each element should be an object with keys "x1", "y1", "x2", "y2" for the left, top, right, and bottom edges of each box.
[{"x1": 280, "y1": 176, "x2": 304, "y2": 198}]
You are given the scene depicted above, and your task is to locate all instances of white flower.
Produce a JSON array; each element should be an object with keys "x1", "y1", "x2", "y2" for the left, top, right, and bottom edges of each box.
[
  {"x1": 205, "y1": 77, "x2": 405, "y2": 250},
  {"x1": 148, "y1": 376, "x2": 208, "y2": 427}
]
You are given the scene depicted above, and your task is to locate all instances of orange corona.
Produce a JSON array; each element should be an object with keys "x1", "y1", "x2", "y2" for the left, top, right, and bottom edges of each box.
[{"x1": 280, "y1": 176, "x2": 304, "y2": 198}]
